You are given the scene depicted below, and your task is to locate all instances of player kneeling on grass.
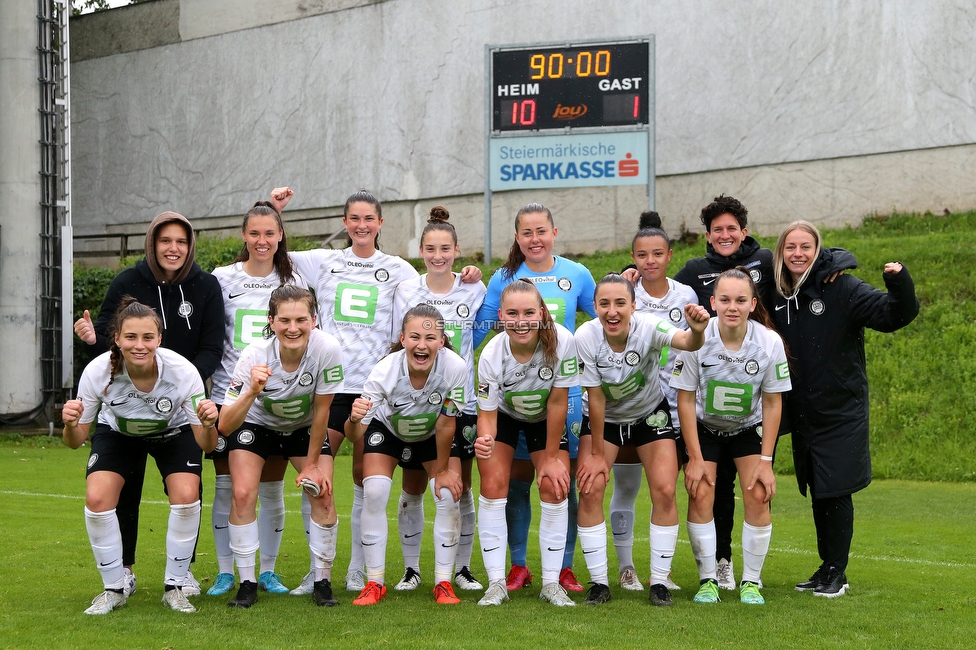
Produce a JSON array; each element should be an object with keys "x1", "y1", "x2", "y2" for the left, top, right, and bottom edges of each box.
[
  {"x1": 62, "y1": 297, "x2": 218, "y2": 615},
  {"x1": 474, "y1": 279, "x2": 580, "y2": 607},
  {"x1": 670, "y1": 268, "x2": 791, "y2": 605},
  {"x1": 344, "y1": 304, "x2": 468, "y2": 606},
  {"x1": 575, "y1": 274, "x2": 709, "y2": 606},
  {"x1": 217, "y1": 286, "x2": 344, "y2": 608}
]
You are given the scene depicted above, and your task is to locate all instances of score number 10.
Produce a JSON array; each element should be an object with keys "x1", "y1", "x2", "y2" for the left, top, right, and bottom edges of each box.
[{"x1": 530, "y1": 50, "x2": 612, "y2": 79}]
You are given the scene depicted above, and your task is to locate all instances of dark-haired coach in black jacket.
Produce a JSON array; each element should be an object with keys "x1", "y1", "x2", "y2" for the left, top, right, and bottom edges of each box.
[{"x1": 771, "y1": 220, "x2": 919, "y2": 598}]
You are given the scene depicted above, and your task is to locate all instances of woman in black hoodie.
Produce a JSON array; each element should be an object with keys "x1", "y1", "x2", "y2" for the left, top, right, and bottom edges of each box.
[
  {"x1": 74, "y1": 211, "x2": 223, "y2": 596},
  {"x1": 771, "y1": 220, "x2": 918, "y2": 598}
]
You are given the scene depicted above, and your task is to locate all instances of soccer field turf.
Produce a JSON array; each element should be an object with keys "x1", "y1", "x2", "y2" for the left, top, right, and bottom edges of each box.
[{"x1": 1, "y1": 439, "x2": 973, "y2": 649}]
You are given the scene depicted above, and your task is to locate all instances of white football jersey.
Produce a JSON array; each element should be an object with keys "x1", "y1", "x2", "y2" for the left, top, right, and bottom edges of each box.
[
  {"x1": 360, "y1": 348, "x2": 468, "y2": 443},
  {"x1": 576, "y1": 312, "x2": 679, "y2": 423},
  {"x1": 670, "y1": 318, "x2": 791, "y2": 431},
  {"x1": 224, "y1": 328, "x2": 344, "y2": 431},
  {"x1": 392, "y1": 273, "x2": 487, "y2": 415},
  {"x1": 634, "y1": 277, "x2": 699, "y2": 423},
  {"x1": 477, "y1": 323, "x2": 579, "y2": 423},
  {"x1": 290, "y1": 247, "x2": 419, "y2": 392},
  {"x1": 210, "y1": 263, "x2": 308, "y2": 405},
  {"x1": 77, "y1": 347, "x2": 206, "y2": 435}
]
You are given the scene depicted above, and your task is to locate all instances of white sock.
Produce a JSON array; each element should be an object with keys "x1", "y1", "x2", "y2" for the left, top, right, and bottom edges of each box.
[
  {"x1": 301, "y1": 491, "x2": 313, "y2": 571},
  {"x1": 165, "y1": 501, "x2": 201, "y2": 587},
  {"x1": 85, "y1": 507, "x2": 124, "y2": 591},
  {"x1": 229, "y1": 520, "x2": 259, "y2": 584},
  {"x1": 610, "y1": 463, "x2": 642, "y2": 570},
  {"x1": 649, "y1": 523, "x2": 679, "y2": 585},
  {"x1": 361, "y1": 475, "x2": 393, "y2": 585},
  {"x1": 578, "y1": 522, "x2": 609, "y2": 586},
  {"x1": 741, "y1": 522, "x2": 772, "y2": 585},
  {"x1": 348, "y1": 484, "x2": 365, "y2": 577},
  {"x1": 430, "y1": 479, "x2": 461, "y2": 584},
  {"x1": 212, "y1": 475, "x2": 234, "y2": 575},
  {"x1": 687, "y1": 520, "x2": 717, "y2": 581},
  {"x1": 456, "y1": 488, "x2": 476, "y2": 570},
  {"x1": 398, "y1": 490, "x2": 425, "y2": 573},
  {"x1": 309, "y1": 518, "x2": 338, "y2": 582},
  {"x1": 258, "y1": 480, "x2": 285, "y2": 575},
  {"x1": 477, "y1": 496, "x2": 508, "y2": 584},
  {"x1": 539, "y1": 500, "x2": 568, "y2": 586}
]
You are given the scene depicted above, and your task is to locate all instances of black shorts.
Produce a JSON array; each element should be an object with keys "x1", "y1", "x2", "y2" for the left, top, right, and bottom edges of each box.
[
  {"x1": 495, "y1": 411, "x2": 569, "y2": 454},
  {"x1": 694, "y1": 422, "x2": 764, "y2": 463},
  {"x1": 328, "y1": 393, "x2": 360, "y2": 433},
  {"x1": 364, "y1": 421, "x2": 438, "y2": 467},
  {"x1": 451, "y1": 412, "x2": 477, "y2": 461},
  {"x1": 225, "y1": 422, "x2": 332, "y2": 460},
  {"x1": 580, "y1": 399, "x2": 679, "y2": 448},
  {"x1": 87, "y1": 423, "x2": 202, "y2": 480}
]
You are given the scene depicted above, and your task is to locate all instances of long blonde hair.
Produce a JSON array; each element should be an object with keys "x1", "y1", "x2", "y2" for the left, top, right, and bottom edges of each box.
[
  {"x1": 773, "y1": 220, "x2": 822, "y2": 298},
  {"x1": 499, "y1": 279, "x2": 558, "y2": 366}
]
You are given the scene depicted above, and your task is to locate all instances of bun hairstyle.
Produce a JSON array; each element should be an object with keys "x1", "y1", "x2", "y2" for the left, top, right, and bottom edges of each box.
[
  {"x1": 632, "y1": 209, "x2": 671, "y2": 250},
  {"x1": 105, "y1": 296, "x2": 163, "y2": 394},
  {"x1": 234, "y1": 200, "x2": 294, "y2": 284},
  {"x1": 420, "y1": 205, "x2": 458, "y2": 247},
  {"x1": 502, "y1": 203, "x2": 554, "y2": 279},
  {"x1": 344, "y1": 189, "x2": 383, "y2": 249},
  {"x1": 263, "y1": 285, "x2": 318, "y2": 339},
  {"x1": 390, "y1": 303, "x2": 454, "y2": 353},
  {"x1": 499, "y1": 278, "x2": 558, "y2": 366}
]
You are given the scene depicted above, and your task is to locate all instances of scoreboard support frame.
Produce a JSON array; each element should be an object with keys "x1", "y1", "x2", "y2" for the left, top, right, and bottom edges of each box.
[{"x1": 483, "y1": 36, "x2": 655, "y2": 262}]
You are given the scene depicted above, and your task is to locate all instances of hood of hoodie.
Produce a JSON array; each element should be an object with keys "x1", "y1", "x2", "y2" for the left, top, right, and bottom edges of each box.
[
  {"x1": 144, "y1": 211, "x2": 197, "y2": 285},
  {"x1": 704, "y1": 235, "x2": 762, "y2": 267}
]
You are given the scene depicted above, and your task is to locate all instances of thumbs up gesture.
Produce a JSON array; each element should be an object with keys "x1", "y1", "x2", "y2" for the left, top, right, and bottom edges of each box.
[{"x1": 73, "y1": 310, "x2": 96, "y2": 345}]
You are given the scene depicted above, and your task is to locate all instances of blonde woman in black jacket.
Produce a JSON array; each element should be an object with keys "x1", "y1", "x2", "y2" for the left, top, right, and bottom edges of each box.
[{"x1": 771, "y1": 220, "x2": 919, "y2": 598}]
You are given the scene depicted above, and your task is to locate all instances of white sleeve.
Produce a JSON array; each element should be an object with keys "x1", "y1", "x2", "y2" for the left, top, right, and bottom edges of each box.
[
  {"x1": 443, "y1": 354, "x2": 468, "y2": 414},
  {"x1": 575, "y1": 327, "x2": 602, "y2": 389},
  {"x1": 669, "y1": 350, "x2": 700, "y2": 392},
  {"x1": 76, "y1": 364, "x2": 104, "y2": 425},
  {"x1": 476, "y1": 343, "x2": 501, "y2": 412},
  {"x1": 224, "y1": 344, "x2": 258, "y2": 404},
  {"x1": 359, "y1": 365, "x2": 388, "y2": 426},
  {"x1": 553, "y1": 331, "x2": 580, "y2": 389},
  {"x1": 761, "y1": 335, "x2": 792, "y2": 394},
  {"x1": 288, "y1": 250, "x2": 326, "y2": 287},
  {"x1": 314, "y1": 334, "x2": 346, "y2": 395}
]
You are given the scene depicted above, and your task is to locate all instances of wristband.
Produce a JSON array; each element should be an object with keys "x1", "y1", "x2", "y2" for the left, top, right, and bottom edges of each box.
[{"x1": 760, "y1": 455, "x2": 774, "y2": 462}]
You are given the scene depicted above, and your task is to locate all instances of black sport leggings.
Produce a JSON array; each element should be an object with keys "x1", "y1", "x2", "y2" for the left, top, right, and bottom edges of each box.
[{"x1": 811, "y1": 493, "x2": 854, "y2": 572}]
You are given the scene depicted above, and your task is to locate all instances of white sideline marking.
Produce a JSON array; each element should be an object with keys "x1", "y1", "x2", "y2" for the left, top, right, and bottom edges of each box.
[{"x1": 4, "y1": 489, "x2": 974, "y2": 570}]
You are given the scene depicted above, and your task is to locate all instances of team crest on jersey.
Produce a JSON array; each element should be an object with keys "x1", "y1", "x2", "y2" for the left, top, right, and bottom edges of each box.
[
  {"x1": 750, "y1": 269, "x2": 761, "y2": 284},
  {"x1": 237, "y1": 429, "x2": 255, "y2": 445},
  {"x1": 298, "y1": 372, "x2": 313, "y2": 387},
  {"x1": 538, "y1": 366, "x2": 554, "y2": 380},
  {"x1": 669, "y1": 308, "x2": 682, "y2": 322},
  {"x1": 368, "y1": 432, "x2": 384, "y2": 447},
  {"x1": 672, "y1": 359, "x2": 684, "y2": 376},
  {"x1": 428, "y1": 391, "x2": 443, "y2": 405},
  {"x1": 400, "y1": 447, "x2": 413, "y2": 462},
  {"x1": 214, "y1": 436, "x2": 227, "y2": 453},
  {"x1": 744, "y1": 359, "x2": 760, "y2": 375},
  {"x1": 646, "y1": 410, "x2": 669, "y2": 428},
  {"x1": 455, "y1": 303, "x2": 470, "y2": 318},
  {"x1": 374, "y1": 268, "x2": 390, "y2": 282},
  {"x1": 477, "y1": 383, "x2": 490, "y2": 399},
  {"x1": 810, "y1": 299, "x2": 825, "y2": 316},
  {"x1": 87, "y1": 453, "x2": 99, "y2": 469},
  {"x1": 462, "y1": 425, "x2": 477, "y2": 444},
  {"x1": 155, "y1": 397, "x2": 173, "y2": 414},
  {"x1": 177, "y1": 301, "x2": 193, "y2": 318},
  {"x1": 557, "y1": 278, "x2": 572, "y2": 291},
  {"x1": 624, "y1": 351, "x2": 641, "y2": 366}
]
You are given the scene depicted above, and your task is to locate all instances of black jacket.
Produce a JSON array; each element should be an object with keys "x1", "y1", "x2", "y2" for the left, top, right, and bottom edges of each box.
[
  {"x1": 772, "y1": 248, "x2": 919, "y2": 498},
  {"x1": 89, "y1": 258, "x2": 224, "y2": 382},
  {"x1": 674, "y1": 236, "x2": 775, "y2": 315}
]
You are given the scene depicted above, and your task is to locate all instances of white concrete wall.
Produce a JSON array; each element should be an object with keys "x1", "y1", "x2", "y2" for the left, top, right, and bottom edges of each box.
[
  {"x1": 71, "y1": 0, "x2": 976, "y2": 255},
  {"x1": 0, "y1": 1, "x2": 44, "y2": 413}
]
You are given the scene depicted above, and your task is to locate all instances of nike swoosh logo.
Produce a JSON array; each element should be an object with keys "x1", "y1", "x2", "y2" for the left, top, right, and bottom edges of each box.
[
  {"x1": 440, "y1": 543, "x2": 457, "y2": 548},
  {"x1": 404, "y1": 532, "x2": 421, "y2": 539},
  {"x1": 775, "y1": 304, "x2": 787, "y2": 311},
  {"x1": 99, "y1": 561, "x2": 118, "y2": 566},
  {"x1": 661, "y1": 554, "x2": 673, "y2": 559},
  {"x1": 215, "y1": 525, "x2": 228, "y2": 530},
  {"x1": 263, "y1": 387, "x2": 279, "y2": 393},
  {"x1": 547, "y1": 547, "x2": 563, "y2": 552},
  {"x1": 362, "y1": 542, "x2": 377, "y2": 546},
  {"x1": 582, "y1": 549, "x2": 598, "y2": 555},
  {"x1": 595, "y1": 363, "x2": 616, "y2": 369},
  {"x1": 174, "y1": 555, "x2": 192, "y2": 562},
  {"x1": 482, "y1": 547, "x2": 499, "y2": 553},
  {"x1": 228, "y1": 292, "x2": 247, "y2": 299},
  {"x1": 275, "y1": 528, "x2": 284, "y2": 533},
  {"x1": 703, "y1": 279, "x2": 716, "y2": 286},
  {"x1": 186, "y1": 461, "x2": 201, "y2": 467},
  {"x1": 330, "y1": 269, "x2": 344, "y2": 274},
  {"x1": 502, "y1": 382, "x2": 519, "y2": 390},
  {"x1": 393, "y1": 401, "x2": 412, "y2": 408},
  {"x1": 702, "y1": 363, "x2": 719, "y2": 368},
  {"x1": 108, "y1": 400, "x2": 127, "y2": 406}
]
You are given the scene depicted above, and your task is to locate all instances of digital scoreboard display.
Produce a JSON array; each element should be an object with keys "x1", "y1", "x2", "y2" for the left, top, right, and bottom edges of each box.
[{"x1": 492, "y1": 41, "x2": 650, "y2": 131}]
